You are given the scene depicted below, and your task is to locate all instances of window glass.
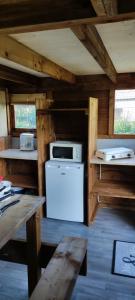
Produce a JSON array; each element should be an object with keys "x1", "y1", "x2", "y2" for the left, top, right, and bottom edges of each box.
[
  {"x1": 14, "y1": 105, "x2": 36, "y2": 129},
  {"x1": 114, "y1": 90, "x2": 135, "y2": 134}
]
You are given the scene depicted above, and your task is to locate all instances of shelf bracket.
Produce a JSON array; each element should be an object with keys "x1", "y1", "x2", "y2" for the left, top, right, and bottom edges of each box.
[{"x1": 97, "y1": 195, "x2": 102, "y2": 203}]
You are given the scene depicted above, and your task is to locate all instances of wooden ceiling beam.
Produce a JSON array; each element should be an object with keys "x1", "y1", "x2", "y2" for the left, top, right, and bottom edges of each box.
[
  {"x1": 0, "y1": 64, "x2": 39, "y2": 86},
  {"x1": 0, "y1": 36, "x2": 75, "y2": 84},
  {"x1": 72, "y1": 24, "x2": 117, "y2": 83},
  {"x1": 90, "y1": 0, "x2": 117, "y2": 16},
  {"x1": 7, "y1": 73, "x2": 135, "y2": 94},
  {"x1": 90, "y1": 0, "x2": 106, "y2": 16},
  {"x1": 103, "y1": 0, "x2": 117, "y2": 16},
  {"x1": 0, "y1": 1, "x2": 134, "y2": 34},
  {"x1": 0, "y1": 0, "x2": 93, "y2": 34}
]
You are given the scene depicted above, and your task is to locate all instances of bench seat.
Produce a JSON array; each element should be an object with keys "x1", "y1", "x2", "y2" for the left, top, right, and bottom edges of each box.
[{"x1": 30, "y1": 236, "x2": 87, "y2": 300}]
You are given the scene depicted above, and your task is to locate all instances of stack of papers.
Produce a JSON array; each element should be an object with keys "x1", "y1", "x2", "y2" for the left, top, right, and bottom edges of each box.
[{"x1": 0, "y1": 180, "x2": 13, "y2": 209}]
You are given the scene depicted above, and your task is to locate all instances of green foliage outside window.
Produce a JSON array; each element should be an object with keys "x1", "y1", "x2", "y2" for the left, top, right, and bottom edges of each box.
[
  {"x1": 114, "y1": 90, "x2": 135, "y2": 135},
  {"x1": 114, "y1": 119, "x2": 135, "y2": 134},
  {"x1": 14, "y1": 105, "x2": 36, "y2": 129}
]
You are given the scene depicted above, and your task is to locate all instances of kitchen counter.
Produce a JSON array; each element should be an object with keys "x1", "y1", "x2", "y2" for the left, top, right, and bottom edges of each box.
[{"x1": 0, "y1": 149, "x2": 38, "y2": 161}]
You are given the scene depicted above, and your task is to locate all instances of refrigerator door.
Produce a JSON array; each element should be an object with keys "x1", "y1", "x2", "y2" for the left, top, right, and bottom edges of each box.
[{"x1": 45, "y1": 161, "x2": 84, "y2": 222}]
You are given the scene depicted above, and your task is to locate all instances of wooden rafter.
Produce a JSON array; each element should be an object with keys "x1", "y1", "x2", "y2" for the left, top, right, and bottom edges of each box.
[
  {"x1": 72, "y1": 24, "x2": 117, "y2": 83},
  {"x1": 0, "y1": 1, "x2": 134, "y2": 34},
  {"x1": 91, "y1": 0, "x2": 118, "y2": 16},
  {"x1": 0, "y1": 36, "x2": 75, "y2": 84},
  {"x1": 90, "y1": 0, "x2": 106, "y2": 16},
  {"x1": 103, "y1": 0, "x2": 117, "y2": 16},
  {"x1": 0, "y1": 64, "x2": 39, "y2": 86}
]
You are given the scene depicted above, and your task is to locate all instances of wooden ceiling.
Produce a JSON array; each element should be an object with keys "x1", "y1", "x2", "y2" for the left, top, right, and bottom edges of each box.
[{"x1": 0, "y1": 0, "x2": 135, "y2": 87}]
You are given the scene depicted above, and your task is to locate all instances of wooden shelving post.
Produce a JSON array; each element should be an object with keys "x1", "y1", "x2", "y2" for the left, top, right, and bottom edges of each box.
[
  {"x1": 87, "y1": 97, "x2": 98, "y2": 225},
  {"x1": 36, "y1": 92, "x2": 55, "y2": 197}
]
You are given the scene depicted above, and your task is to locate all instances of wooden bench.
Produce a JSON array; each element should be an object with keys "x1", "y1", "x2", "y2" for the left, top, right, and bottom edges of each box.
[{"x1": 30, "y1": 236, "x2": 87, "y2": 300}]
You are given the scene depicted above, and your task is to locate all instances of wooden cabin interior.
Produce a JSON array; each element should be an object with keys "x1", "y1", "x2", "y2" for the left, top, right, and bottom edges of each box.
[{"x1": 0, "y1": 1, "x2": 135, "y2": 299}]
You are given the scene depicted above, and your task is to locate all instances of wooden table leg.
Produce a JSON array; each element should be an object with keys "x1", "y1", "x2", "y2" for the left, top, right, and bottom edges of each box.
[{"x1": 26, "y1": 211, "x2": 41, "y2": 297}]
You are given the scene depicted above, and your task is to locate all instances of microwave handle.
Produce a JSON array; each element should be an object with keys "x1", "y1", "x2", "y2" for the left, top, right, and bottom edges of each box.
[{"x1": 51, "y1": 146, "x2": 53, "y2": 159}]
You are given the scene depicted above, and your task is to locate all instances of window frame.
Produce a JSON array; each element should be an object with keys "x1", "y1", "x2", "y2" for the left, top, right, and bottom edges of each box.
[
  {"x1": 10, "y1": 103, "x2": 36, "y2": 137},
  {"x1": 108, "y1": 89, "x2": 135, "y2": 139}
]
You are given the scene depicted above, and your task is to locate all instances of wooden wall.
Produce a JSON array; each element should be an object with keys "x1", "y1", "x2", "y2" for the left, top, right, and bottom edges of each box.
[
  {"x1": 53, "y1": 89, "x2": 109, "y2": 137},
  {"x1": 9, "y1": 73, "x2": 135, "y2": 138},
  {"x1": 1, "y1": 73, "x2": 135, "y2": 214},
  {"x1": 0, "y1": 90, "x2": 8, "y2": 137}
]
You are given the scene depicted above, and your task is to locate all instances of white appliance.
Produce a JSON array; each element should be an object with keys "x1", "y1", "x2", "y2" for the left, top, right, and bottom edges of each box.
[
  {"x1": 45, "y1": 161, "x2": 84, "y2": 222},
  {"x1": 50, "y1": 141, "x2": 82, "y2": 162},
  {"x1": 96, "y1": 147, "x2": 134, "y2": 161},
  {"x1": 20, "y1": 133, "x2": 34, "y2": 151}
]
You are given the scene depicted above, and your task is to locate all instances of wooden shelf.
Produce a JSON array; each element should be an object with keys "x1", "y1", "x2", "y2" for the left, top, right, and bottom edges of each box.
[
  {"x1": 92, "y1": 180, "x2": 135, "y2": 199},
  {"x1": 90, "y1": 156, "x2": 135, "y2": 166},
  {"x1": 5, "y1": 174, "x2": 37, "y2": 190},
  {"x1": 37, "y1": 108, "x2": 88, "y2": 114},
  {"x1": 0, "y1": 149, "x2": 37, "y2": 161}
]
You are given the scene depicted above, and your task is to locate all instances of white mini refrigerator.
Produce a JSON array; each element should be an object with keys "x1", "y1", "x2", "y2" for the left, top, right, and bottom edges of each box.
[{"x1": 45, "y1": 161, "x2": 84, "y2": 222}]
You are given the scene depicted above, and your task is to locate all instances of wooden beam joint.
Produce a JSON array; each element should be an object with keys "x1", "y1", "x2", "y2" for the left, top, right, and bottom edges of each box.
[{"x1": 91, "y1": 0, "x2": 118, "y2": 16}]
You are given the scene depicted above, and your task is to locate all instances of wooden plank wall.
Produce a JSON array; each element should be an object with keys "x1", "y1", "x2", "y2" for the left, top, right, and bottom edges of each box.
[
  {"x1": 0, "y1": 90, "x2": 8, "y2": 137},
  {"x1": 53, "y1": 90, "x2": 109, "y2": 137}
]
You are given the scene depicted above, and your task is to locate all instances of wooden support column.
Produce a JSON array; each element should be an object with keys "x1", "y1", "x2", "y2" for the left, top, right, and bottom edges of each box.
[
  {"x1": 36, "y1": 94, "x2": 48, "y2": 197},
  {"x1": 26, "y1": 212, "x2": 41, "y2": 297},
  {"x1": 108, "y1": 89, "x2": 115, "y2": 135},
  {"x1": 0, "y1": 135, "x2": 11, "y2": 178},
  {"x1": 88, "y1": 97, "x2": 98, "y2": 224},
  {"x1": 36, "y1": 92, "x2": 55, "y2": 198}
]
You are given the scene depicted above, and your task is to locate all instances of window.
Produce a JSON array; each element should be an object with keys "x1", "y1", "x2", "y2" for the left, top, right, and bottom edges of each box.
[
  {"x1": 114, "y1": 90, "x2": 135, "y2": 134},
  {"x1": 14, "y1": 104, "x2": 36, "y2": 129}
]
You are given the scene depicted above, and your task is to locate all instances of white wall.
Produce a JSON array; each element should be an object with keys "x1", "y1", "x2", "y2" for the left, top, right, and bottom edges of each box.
[
  {"x1": 97, "y1": 139, "x2": 135, "y2": 151},
  {"x1": 0, "y1": 91, "x2": 8, "y2": 137}
]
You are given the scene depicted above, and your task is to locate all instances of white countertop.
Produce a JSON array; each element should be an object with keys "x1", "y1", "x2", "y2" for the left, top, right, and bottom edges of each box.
[
  {"x1": 90, "y1": 156, "x2": 135, "y2": 166},
  {"x1": 0, "y1": 149, "x2": 38, "y2": 161}
]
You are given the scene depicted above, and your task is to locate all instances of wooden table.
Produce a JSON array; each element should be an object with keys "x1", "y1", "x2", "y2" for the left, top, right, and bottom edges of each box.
[{"x1": 0, "y1": 194, "x2": 45, "y2": 296}]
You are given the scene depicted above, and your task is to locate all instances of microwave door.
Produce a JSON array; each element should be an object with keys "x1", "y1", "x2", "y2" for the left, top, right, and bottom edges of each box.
[{"x1": 52, "y1": 146, "x2": 73, "y2": 160}]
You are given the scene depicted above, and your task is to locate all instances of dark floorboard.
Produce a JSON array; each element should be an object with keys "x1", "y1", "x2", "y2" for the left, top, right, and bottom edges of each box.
[{"x1": 1, "y1": 207, "x2": 135, "y2": 299}]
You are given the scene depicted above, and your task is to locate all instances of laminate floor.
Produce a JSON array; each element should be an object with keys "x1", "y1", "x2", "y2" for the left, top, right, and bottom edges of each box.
[{"x1": 1, "y1": 207, "x2": 135, "y2": 300}]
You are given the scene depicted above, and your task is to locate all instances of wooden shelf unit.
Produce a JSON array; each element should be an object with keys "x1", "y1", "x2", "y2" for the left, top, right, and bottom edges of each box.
[
  {"x1": 6, "y1": 174, "x2": 37, "y2": 190},
  {"x1": 92, "y1": 180, "x2": 135, "y2": 199},
  {"x1": 0, "y1": 96, "x2": 99, "y2": 224},
  {"x1": 36, "y1": 97, "x2": 97, "y2": 225},
  {"x1": 0, "y1": 155, "x2": 38, "y2": 191},
  {"x1": 90, "y1": 155, "x2": 135, "y2": 213}
]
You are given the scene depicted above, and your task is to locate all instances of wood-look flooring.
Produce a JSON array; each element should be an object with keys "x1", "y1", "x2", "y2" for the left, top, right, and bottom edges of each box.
[{"x1": 1, "y1": 207, "x2": 135, "y2": 300}]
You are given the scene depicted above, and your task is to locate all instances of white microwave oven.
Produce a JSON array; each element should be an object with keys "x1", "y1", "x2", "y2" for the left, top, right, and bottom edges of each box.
[{"x1": 50, "y1": 141, "x2": 82, "y2": 162}]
